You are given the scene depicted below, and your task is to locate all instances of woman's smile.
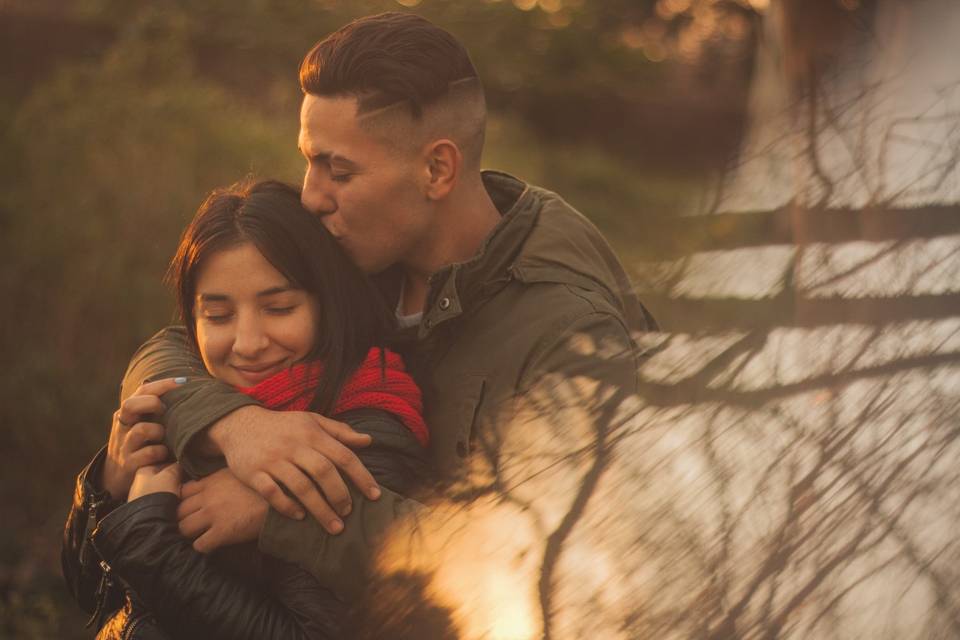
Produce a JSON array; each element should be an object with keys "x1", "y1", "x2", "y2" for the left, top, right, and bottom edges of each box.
[{"x1": 229, "y1": 359, "x2": 290, "y2": 385}]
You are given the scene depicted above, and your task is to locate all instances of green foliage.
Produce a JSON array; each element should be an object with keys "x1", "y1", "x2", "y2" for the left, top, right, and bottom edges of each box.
[
  {"x1": 0, "y1": 11, "x2": 304, "y2": 633},
  {"x1": 3, "y1": 7, "x2": 302, "y2": 444},
  {"x1": 0, "y1": 1, "x2": 715, "y2": 633}
]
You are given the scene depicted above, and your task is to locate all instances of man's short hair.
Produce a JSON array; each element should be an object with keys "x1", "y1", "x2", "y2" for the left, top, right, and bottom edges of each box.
[
  {"x1": 300, "y1": 12, "x2": 486, "y2": 166},
  {"x1": 300, "y1": 12, "x2": 479, "y2": 116}
]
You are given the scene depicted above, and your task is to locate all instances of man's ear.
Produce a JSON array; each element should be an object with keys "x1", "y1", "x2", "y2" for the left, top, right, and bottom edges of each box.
[{"x1": 421, "y1": 139, "x2": 461, "y2": 201}]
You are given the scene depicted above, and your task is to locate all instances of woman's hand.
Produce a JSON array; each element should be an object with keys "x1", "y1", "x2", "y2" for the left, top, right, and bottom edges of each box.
[
  {"x1": 129, "y1": 462, "x2": 183, "y2": 501},
  {"x1": 102, "y1": 377, "x2": 185, "y2": 499}
]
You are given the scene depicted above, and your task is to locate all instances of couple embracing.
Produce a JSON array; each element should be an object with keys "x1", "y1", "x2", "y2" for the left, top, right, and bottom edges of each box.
[{"x1": 62, "y1": 11, "x2": 656, "y2": 639}]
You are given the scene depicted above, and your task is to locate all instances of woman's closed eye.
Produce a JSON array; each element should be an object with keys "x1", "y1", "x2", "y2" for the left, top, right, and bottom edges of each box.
[
  {"x1": 266, "y1": 305, "x2": 297, "y2": 315},
  {"x1": 203, "y1": 312, "x2": 233, "y2": 324}
]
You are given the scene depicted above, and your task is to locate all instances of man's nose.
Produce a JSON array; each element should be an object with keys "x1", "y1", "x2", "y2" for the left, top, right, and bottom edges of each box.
[
  {"x1": 301, "y1": 169, "x2": 337, "y2": 216},
  {"x1": 232, "y1": 311, "x2": 269, "y2": 359}
]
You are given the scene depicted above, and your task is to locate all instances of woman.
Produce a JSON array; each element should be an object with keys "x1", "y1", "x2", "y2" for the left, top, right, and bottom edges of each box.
[{"x1": 62, "y1": 180, "x2": 428, "y2": 639}]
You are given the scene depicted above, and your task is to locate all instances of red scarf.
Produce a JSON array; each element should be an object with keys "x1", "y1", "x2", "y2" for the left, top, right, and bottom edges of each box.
[{"x1": 236, "y1": 347, "x2": 428, "y2": 447}]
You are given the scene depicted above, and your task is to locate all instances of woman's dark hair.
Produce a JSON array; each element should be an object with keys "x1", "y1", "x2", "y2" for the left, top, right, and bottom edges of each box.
[{"x1": 167, "y1": 179, "x2": 392, "y2": 414}]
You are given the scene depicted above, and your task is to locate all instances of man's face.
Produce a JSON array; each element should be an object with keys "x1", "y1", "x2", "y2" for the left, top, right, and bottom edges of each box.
[{"x1": 298, "y1": 94, "x2": 430, "y2": 274}]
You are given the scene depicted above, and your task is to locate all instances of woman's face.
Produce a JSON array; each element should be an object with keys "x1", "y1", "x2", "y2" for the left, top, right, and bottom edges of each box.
[{"x1": 193, "y1": 242, "x2": 318, "y2": 387}]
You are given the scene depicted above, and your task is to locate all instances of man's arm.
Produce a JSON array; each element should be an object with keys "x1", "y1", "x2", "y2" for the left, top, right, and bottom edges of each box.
[
  {"x1": 257, "y1": 409, "x2": 428, "y2": 600},
  {"x1": 518, "y1": 309, "x2": 643, "y2": 400},
  {"x1": 175, "y1": 408, "x2": 428, "y2": 602},
  {"x1": 121, "y1": 327, "x2": 380, "y2": 528}
]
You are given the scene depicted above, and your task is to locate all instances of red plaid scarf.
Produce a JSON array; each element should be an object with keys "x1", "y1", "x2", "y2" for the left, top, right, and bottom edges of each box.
[{"x1": 236, "y1": 347, "x2": 428, "y2": 446}]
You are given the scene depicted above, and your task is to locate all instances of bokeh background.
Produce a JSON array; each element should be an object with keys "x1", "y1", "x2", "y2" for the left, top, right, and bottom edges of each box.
[{"x1": 3, "y1": 0, "x2": 959, "y2": 638}]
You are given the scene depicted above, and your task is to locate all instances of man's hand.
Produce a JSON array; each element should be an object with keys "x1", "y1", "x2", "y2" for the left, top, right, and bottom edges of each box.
[
  {"x1": 205, "y1": 406, "x2": 380, "y2": 535},
  {"x1": 177, "y1": 468, "x2": 268, "y2": 553}
]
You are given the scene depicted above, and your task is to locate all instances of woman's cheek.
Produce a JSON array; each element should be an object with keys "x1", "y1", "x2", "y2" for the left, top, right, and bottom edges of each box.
[
  {"x1": 285, "y1": 308, "x2": 318, "y2": 359},
  {"x1": 197, "y1": 324, "x2": 233, "y2": 375}
]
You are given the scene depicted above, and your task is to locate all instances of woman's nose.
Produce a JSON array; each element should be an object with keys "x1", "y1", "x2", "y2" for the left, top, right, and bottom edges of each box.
[{"x1": 232, "y1": 312, "x2": 269, "y2": 359}]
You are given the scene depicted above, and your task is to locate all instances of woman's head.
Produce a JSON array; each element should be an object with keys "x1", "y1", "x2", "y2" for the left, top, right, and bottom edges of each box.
[{"x1": 168, "y1": 180, "x2": 391, "y2": 412}]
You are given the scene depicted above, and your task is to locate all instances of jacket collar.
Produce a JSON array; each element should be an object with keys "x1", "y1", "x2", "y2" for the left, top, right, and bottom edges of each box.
[{"x1": 417, "y1": 171, "x2": 538, "y2": 338}]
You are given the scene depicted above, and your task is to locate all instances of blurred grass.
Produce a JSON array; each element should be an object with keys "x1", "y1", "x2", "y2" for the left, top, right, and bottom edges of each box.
[{"x1": 0, "y1": 6, "x2": 706, "y2": 638}]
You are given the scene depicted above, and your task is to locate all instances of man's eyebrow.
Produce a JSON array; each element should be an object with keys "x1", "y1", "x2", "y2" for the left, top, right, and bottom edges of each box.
[{"x1": 298, "y1": 145, "x2": 359, "y2": 169}]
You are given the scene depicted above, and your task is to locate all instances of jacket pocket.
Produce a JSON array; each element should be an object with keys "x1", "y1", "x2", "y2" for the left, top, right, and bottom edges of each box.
[
  {"x1": 454, "y1": 375, "x2": 486, "y2": 460},
  {"x1": 431, "y1": 374, "x2": 486, "y2": 476}
]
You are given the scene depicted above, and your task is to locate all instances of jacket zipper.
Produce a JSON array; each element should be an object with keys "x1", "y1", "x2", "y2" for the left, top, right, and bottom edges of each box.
[
  {"x1": 80, "y1": 492, "x2": 109, "y2": 567},
  {"x1": 123, "y1": 611, "x2": 147, "y2": 640},
  {"x1": 83, "y1": 491, "x2": 116, "y2": 629},
  {"x1": 85, "y1": 559, "x2": 114, "y2": 629}
]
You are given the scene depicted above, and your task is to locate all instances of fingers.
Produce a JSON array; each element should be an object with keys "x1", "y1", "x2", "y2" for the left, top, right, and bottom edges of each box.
[
  {"x1": 125, "y1": 422, "x2": 165, "y2": 451},
  {"x1": 312, "y1": 414, "x2": 372, "y2": 448},
  {"x1": 273, "y1": 461, "x2": 343, "y2": 535},
  {"x1": 180, "y1": 480, "x2": 204, "y2": 500},
  {"x1": 309, "y1": 430, "x2": 380, "y2": 501},
  {"x1": 177, "y1": 493, "x2": 204, "y2": 521},
  {"x1": 117, "y1": 377, "x2": 185, "y2": 428},
  {"x1": 192, "y1": 528, "x2": 226, "y2": 554},
  {"x1": 112, "y1": 409, "x2": 132, "y2": 433},
  {"x1": 133, "y1": 377, "x2": 187, "y2": 398},
  {"x1": 178, "y1": 509, "x2": 211, "y2": 540},
  {"x1": 127, "y1": 444, "x2": 170, "y2": 468},
  {"x1": 117, "y1": 395, "x2": 166, "y2": 427},
  {"x1": 293, "y1": 448, "x2": 351, "y2": 517},
  {"x1": 249, "y1": 471, "x2": 306, "y2": 522}
]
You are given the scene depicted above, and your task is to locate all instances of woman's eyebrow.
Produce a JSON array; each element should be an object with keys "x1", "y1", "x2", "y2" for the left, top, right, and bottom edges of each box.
[
  {"x1": 197, "y1": 293, "x2": 229, "y2": 302},
  {"x1": 257, "y1": 286, "x2": 296, "y2": 297}
]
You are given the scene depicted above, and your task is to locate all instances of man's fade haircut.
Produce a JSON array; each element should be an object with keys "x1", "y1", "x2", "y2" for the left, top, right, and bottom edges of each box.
[{"x1": 299, "y1": 12, "x2": 486, "y2": 166}]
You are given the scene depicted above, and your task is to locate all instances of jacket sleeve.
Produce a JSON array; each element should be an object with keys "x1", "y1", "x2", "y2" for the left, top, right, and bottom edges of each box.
[
  {"x1": 91, "y1": 493, "x2": 343, "y2": 640},
  {"x1": 61, "y1": 447, "x2": 124, "y2": 618},
  {"x1": 518, "y1": 308, "x2": 642, "y2": 398},
  {"x1": 258, "y1": 408, "x2": 429, "y2": 601},
  {"x1": 120, "y1": 326, "x2": 258, "y2": 477}
]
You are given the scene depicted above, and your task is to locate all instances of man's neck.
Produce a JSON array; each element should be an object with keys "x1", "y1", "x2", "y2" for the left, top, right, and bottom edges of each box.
[
  {"x1": 400, "y1": 275, "x2": 430, "y2": 317},
  {"x1": 400, "y1": 172, "x2": 501, "y2": 315}
]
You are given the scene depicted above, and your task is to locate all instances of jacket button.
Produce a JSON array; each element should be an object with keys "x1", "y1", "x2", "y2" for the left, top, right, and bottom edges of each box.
[{"x1": 438, "y1": 297, "x2": 451, "y2": 311}]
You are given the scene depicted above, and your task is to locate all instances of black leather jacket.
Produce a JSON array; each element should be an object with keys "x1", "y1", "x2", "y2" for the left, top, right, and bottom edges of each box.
[{"x1": 62, "y1": 409, "x2": 428, "y2": 640}]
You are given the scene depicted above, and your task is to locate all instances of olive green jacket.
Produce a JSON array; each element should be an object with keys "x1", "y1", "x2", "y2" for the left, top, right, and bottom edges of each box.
[{"x1": 120, "y1": 171, "x2": 656, "y2": 591}]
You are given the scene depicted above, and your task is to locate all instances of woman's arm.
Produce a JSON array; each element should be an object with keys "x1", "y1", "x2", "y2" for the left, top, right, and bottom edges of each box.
[
  {"x1": 61, "y1": 447, "x2": 124, "y2": 618},
  {"x1": 91, "y1": 489, "x2": 343, "y2": 640},
  {"x1": 62, "y1": 379, "x2": 181, "y2": 621}
]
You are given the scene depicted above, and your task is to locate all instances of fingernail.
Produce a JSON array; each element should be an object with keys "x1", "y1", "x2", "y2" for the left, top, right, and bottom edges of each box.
[
  {"x1": 340, "y1": 504, "x2": 352, "y2": 517},
  {"x1": 174, "y1": 377, "x2": 187, "y2": 384},
  {"x1": 295, "y1": 511, "x2": 306, "y2": 520},
  {"x1": 369, "y1": 487, "x2": 381, "y2": 500},
  {"x1": 329, "y1": 519, "x2": 343, "y2": 534}
]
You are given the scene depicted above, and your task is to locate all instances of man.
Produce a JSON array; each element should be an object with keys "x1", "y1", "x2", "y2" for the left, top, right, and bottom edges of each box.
[{"x1": 121, "y1": 11, "x2": 655, "y2": 593}]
